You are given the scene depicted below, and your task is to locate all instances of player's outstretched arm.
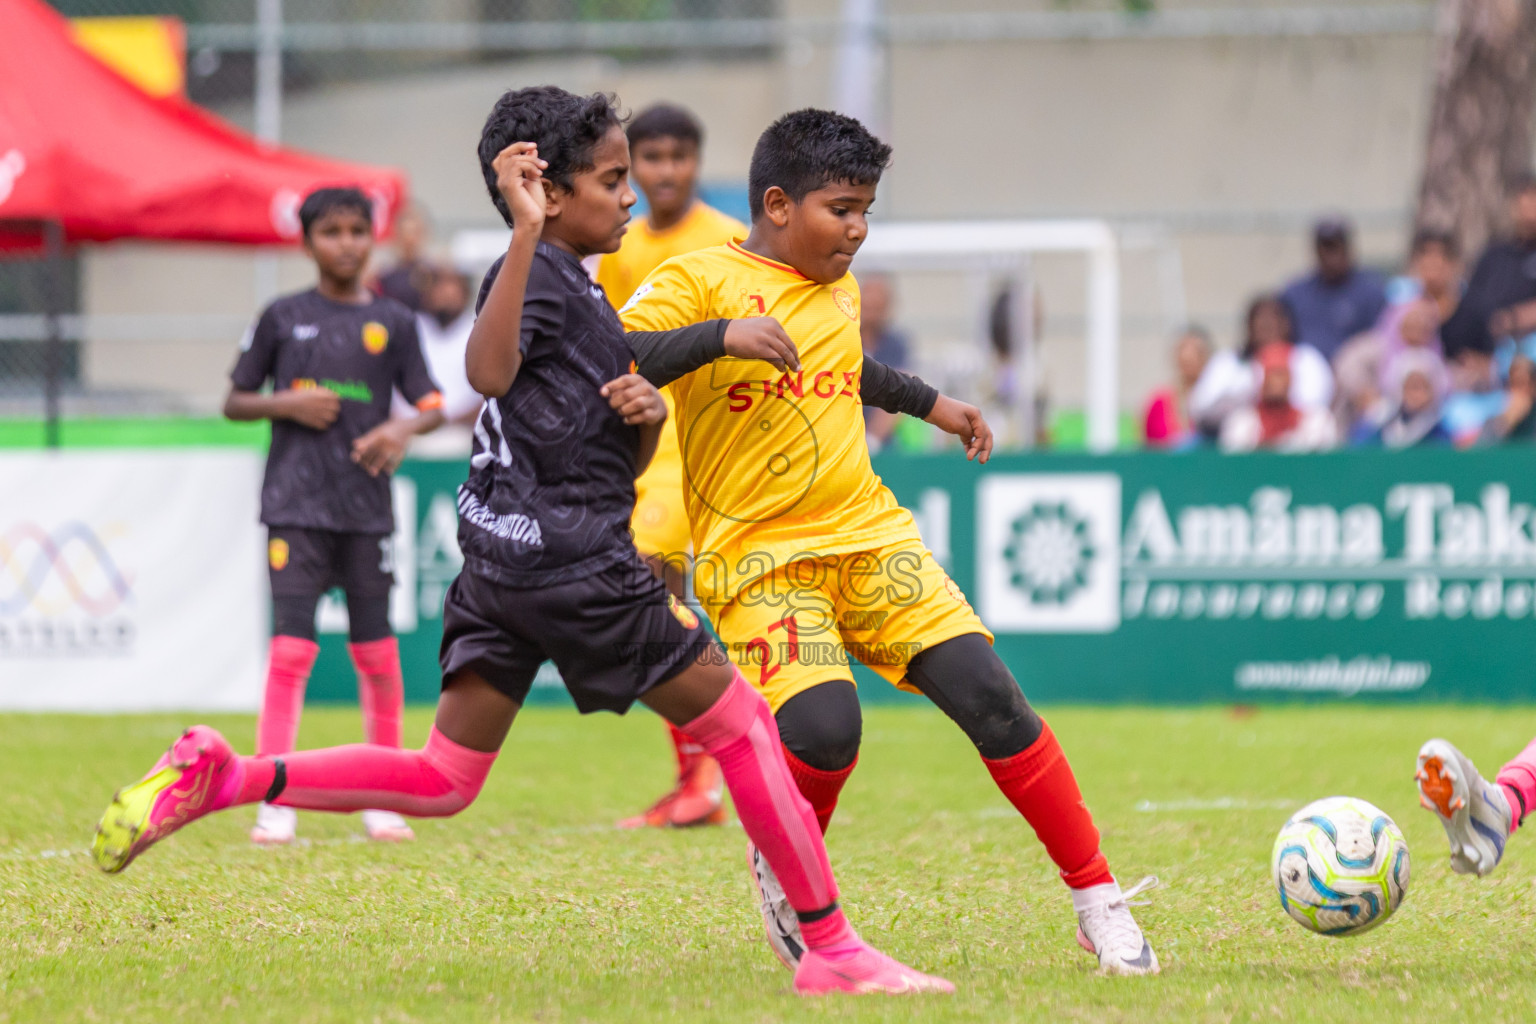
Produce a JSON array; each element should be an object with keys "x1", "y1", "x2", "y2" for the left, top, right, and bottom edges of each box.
[
  {"x1": 223, "y1": 385, "x2": 340, "y2": 431},
  {"x1": 925, "y1": 394, "x2": 994, "y2": 463},
  {"x1": 601, "y1": 373, "x2": 668, "y2": 474},
  {"x1": 859, "y1": 357, "x2": 993, "y2": 463},
  {"x1": 466, "y1": 141, "x2": 548, "y2": 397}
]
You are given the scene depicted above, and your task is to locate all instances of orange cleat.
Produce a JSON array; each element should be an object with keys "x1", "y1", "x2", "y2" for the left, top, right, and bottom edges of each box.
[{"x1": 618, "y1": 754, "x2": 727, "y2": 828}]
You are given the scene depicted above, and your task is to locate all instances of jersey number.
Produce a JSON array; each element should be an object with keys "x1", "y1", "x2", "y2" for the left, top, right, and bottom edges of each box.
[{"x1": 744, "y1": 614, "x2": 798, "y2": 689}]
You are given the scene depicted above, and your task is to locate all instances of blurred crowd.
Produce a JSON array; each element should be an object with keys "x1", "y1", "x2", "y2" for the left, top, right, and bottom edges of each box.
[{"x1": 1143, "y1": 176, "x2": 1536, "y2": 453}]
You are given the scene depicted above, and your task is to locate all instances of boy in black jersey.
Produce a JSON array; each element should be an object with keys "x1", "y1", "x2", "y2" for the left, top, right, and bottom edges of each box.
[
  {"x1": 93, "y1": 88, "x2": 949, "y2": 997},
  {"x1": 225, "y1": 187, "x2": 445, "y2": 845}
]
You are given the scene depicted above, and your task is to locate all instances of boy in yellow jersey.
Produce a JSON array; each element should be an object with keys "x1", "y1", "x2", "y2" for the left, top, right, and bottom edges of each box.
[
  {"x1": 596, "y1": 104, "x2": 747, "y2": 829},
  {"x1": 621, "y1": 109, "x2": 1159, "y2": 977}
]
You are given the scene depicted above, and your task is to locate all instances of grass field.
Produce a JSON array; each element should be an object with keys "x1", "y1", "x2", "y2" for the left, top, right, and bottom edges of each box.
[{"x1": 6, "y1": 704, "x2": 1536, "y2": 1023}]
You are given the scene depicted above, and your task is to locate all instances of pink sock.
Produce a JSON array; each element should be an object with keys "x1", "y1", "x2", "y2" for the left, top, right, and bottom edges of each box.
[
  {"x1": 232, "y1": 726, "x2": 496, "y2": 817},
  {"x1": 350, "y1": 637, "x2": 404, "y2": 748},
  {"x1": 1496, "y1": 736, "x2": 1536, "y2": 835},
  {"x1": 256, "y1": 636, "x2": 319, "y2": 757},
  {"x1": 681, "y1": 671, "x2": 855, "y2": 951}
]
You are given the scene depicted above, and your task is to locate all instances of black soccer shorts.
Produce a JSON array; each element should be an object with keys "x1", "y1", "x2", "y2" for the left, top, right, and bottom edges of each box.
[
  {"x1": 266, "y1": 527, "x2": 395, "y2": 598},
  {"x1": 438, "y1": 552, "x2": 717, "y2": 714}
]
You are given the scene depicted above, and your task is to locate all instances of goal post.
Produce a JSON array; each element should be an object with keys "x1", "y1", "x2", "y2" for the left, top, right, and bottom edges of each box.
[{"x1": 853, "y1": 219, "x2": 1121, "y2": 453}]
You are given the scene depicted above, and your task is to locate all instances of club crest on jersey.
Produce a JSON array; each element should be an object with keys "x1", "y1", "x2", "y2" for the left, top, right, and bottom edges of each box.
[
  {"x1": 832, "y1": 287, "x2": 858, "y2": 322},
  {"x1": 667, "y1": 593, "x2": 699, "y2": 630},
  {"x1": 361, "y1": 321, "x2": 389, "y2": 355},
  {"x1": 268, "y1": 538, "x2": 290, "y2": 571},
  {"x1": 617, "y1": 282, "x2": 653, "y2": 316},
  {"x1": 740, "y1": 289, "x2": 766, "y2": 315}
]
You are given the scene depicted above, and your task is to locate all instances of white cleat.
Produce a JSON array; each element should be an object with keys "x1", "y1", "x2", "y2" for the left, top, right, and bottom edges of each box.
[
  {"x1": 746, "y1": 842, "x2": 805, "y2": 970},
  {"x1": 1074, "y1": 876, "x2": 1160, "y2": 976},
  {"x1": 1416, "y1": 738, "x2": 1512, "y2": 877},
  {"x1": 361, "y1": 809, "x2": 415, "y2": 842},
  {"x1": 250, "y1": 802, "x2": 297, "y2": 845}
]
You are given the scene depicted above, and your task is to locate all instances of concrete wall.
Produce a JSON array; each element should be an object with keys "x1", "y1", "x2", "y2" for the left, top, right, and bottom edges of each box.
[{"x1": 81, "y1": 10, "x2": 1452, "y2": 428}]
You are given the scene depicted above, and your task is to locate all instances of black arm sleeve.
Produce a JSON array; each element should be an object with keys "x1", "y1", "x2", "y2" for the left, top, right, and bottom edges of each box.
[
  {"x1": 628, "y1": 319, "x2": 730, "y2": 387},
  {"x1": 861, "y1": 355, "x2": 939, "y2": 418}
]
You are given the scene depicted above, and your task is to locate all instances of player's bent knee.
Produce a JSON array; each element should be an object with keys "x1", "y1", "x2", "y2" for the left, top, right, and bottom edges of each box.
[
  {"x1": 908, "y1": 633, "x2": 1043, "y2": 760},
  {"x1": 774, "y1": 680, "x2": 862, "y2": 772},
  {"x1": 415, "y1": 728, "x2": 499, "y2": 817}
]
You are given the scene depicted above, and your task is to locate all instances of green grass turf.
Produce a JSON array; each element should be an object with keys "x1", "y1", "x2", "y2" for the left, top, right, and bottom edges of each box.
[{"x1": 5, "y1": 704, "x2": 1536, "y2": 1022}]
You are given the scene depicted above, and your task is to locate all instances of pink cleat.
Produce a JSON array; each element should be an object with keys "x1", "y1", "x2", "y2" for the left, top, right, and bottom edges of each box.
[
  {"x1": 92, "y1": 725, "x2": 241, "y2": 874},
  {"x1": 793, "y1": 940, "x2": 955, "y2": 996}
]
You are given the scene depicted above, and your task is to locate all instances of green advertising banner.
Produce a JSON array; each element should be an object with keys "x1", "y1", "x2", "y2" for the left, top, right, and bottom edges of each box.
[{"x1": 310, "y1": 448, "x2": 1536, "y2": 705}]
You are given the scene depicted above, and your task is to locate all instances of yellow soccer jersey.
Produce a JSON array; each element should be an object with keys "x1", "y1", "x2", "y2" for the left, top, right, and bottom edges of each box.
[
  {"x1": 597, "y1": 202, "x2": 745, "y2": 559},
  {"x1": 620, "y1": 241, "x2": 916, "y2": 608},
  {"x1": 595, "y1": 202, "x2": 747, "y2": 309}
]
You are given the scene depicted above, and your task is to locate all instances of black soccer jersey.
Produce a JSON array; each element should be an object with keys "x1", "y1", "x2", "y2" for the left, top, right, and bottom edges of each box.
[
  {"x1": 232, "y1": 289, "x2": 440, "y2": 534},
  {"x1": 459, "y1": 242, "x2": 643, "y2": 588}
]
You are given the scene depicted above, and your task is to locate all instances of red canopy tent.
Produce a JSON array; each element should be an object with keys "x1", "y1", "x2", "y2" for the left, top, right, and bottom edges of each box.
[
  {"x1": 0, "y1": 0, "x2": 408, "y2": 251},
  {"x1": 0, "y1": 0, "x2": 409, "y2": 444}
]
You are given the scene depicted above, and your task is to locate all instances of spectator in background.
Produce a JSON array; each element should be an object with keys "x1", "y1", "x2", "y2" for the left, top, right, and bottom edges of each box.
[
  {"x1": 860, "y1": 273, "x2": 910, "y2": 449},
  {"x1": 1143, "y1": 326, "x2": 1212, "y2": 448},
  {"x1": 1187, "y1": 295, "x2": 1333, "y2": 441},
  {"x1": 1356, "y1": 351, "x2": 1450, "y2": 448},
  {"x1": 1281, "y1": 216, "x2": 1387, "y2": 360},
  {"x1": 1220, "y1": 342, "x2": 1338, "y2": 452},
  {"x1": 1443, "y1": 348, "x2": 1507, "y2": 445},
  {"x1": 1481, "y1": 354, "x2": 1536, "y2": 443},
  {"x1": 392, "y1": 261, "x2": 480, "y2": 456},
  {"x1": 1387, "y1": 229, "x2": 1463, "y2": 321},
  {"x1": 1378, "y1": 297, "x2": 1446, "y2": 394},
  {"x1": 1244, "y1": 294, "x2": 1335, "y2": 408},
  {"x1": 1441, "y1": 174, "x2": 1536, "y2": 358},
  {"x1": 371, "y1": 203, "x2": 431, "y2": 312}
]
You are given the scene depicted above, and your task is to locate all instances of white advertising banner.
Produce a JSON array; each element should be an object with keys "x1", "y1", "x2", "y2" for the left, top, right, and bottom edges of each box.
[{"x1": 0, "y1": 451, "x2": 266, "y2": 710}]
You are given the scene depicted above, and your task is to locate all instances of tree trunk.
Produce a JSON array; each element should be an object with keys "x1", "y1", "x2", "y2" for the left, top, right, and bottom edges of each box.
[{"x1": 1416, "y1": 0, "x2": 1536, "y2": 261}]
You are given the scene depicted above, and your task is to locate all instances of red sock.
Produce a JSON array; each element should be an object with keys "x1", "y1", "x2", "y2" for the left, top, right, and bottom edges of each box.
[
  {"x1": 983, "y1": 721, "x2": 1112, "y2": 889},
  {"x1": 256, "y1": 635, "x2": 319, "y2": 757},
  {"x1": 668, "y1": 721, "x2": 705, "y2": 776},
  {"x1": 350, "y1": 637, "x2": 404, "y2": 748},
  {"x1": 233, "y1": 726, "x2": 496, "y2": 816},
  {"x1": 782, "y1": 746, "x2": 856, "y2": 834}
]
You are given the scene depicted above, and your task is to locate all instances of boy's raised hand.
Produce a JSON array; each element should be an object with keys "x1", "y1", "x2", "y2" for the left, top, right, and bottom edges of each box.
[
  {"x1": 493, "y1": 141, "x2": 549, "y2": 231},
  {"x1": 601, "y1": 373, "x2": 668, "y2": 426},
  {"x1": 723, "y1": 317, "x2": 801, "y2": 373},
  {"x1": 925, "y1": 394, "x2": 994, "y2": 464}
]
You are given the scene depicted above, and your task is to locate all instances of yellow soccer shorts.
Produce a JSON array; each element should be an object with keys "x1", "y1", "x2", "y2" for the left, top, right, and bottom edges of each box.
[{"x1": 708, "y1": 535, "x2": 993, "y2": 712}]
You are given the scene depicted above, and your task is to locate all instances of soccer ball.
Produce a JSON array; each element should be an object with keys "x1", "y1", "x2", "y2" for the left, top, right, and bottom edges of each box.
[{"x1": 1271, "y1": 796, "x2": 1410, "y2": 937}]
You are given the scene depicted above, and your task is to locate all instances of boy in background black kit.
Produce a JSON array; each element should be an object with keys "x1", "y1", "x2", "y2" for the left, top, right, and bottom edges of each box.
[{"x1": 225, "y1": 186, "x2": 445, "y2": 845}]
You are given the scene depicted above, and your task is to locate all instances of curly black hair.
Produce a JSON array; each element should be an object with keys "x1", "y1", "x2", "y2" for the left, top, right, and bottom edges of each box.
[
  {"x1": 299, "y1": 187, "x2": 372, "y2": 239},
  {"x1": 627, "y1": 103, "x2": 703, "y2": 148},
  {"x1": 478, "y1": 86, "x2": 625, "y2": 228},
  {"x1": 747, "y1": 109, "x2": 891, "y2": 221}
]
